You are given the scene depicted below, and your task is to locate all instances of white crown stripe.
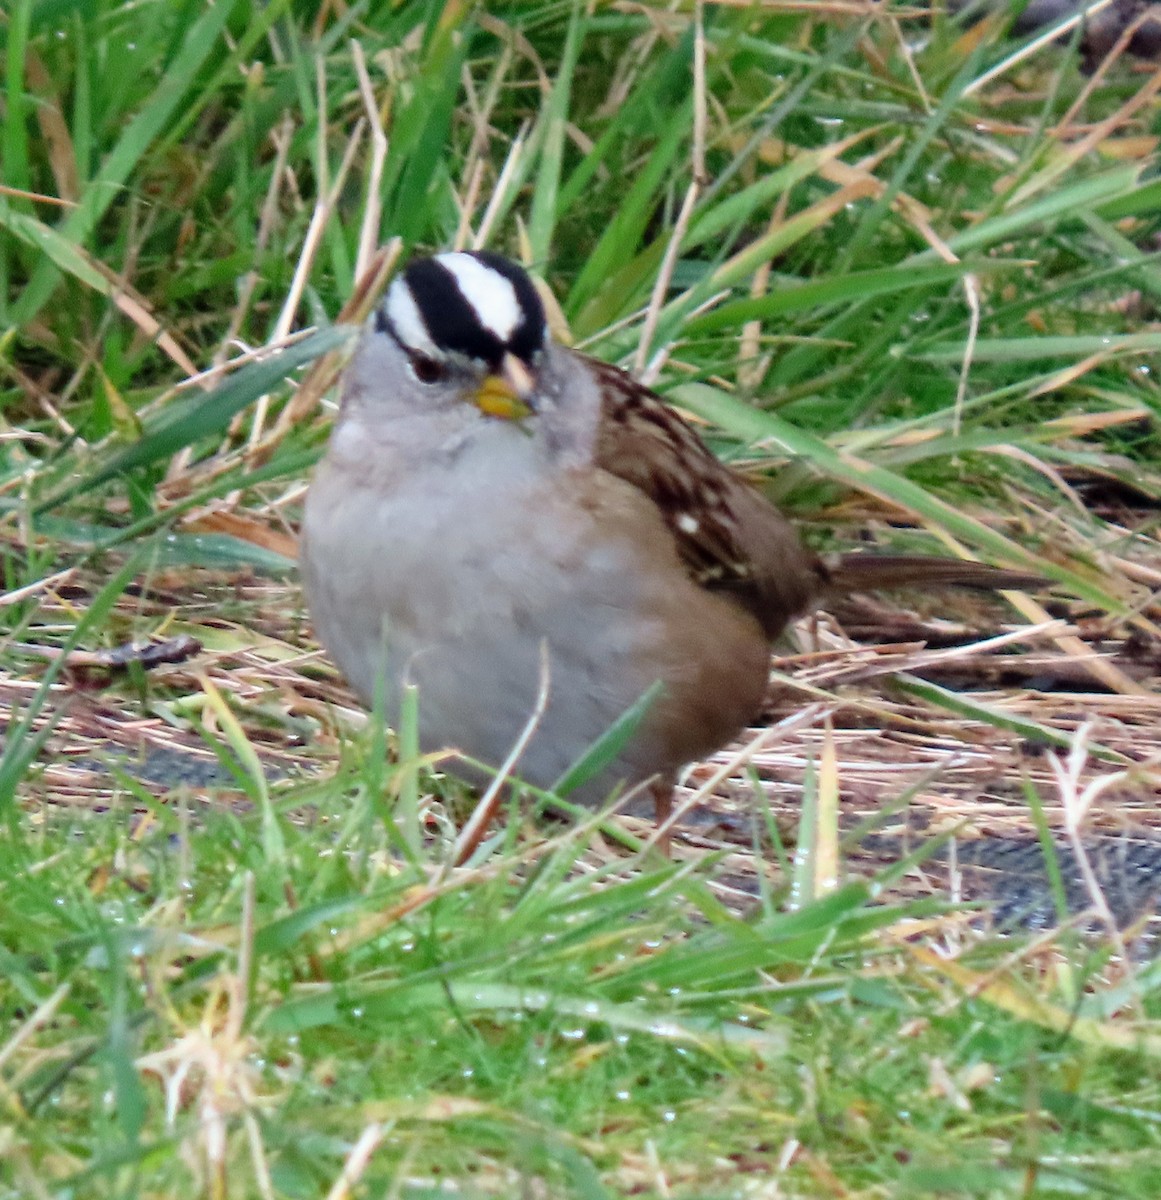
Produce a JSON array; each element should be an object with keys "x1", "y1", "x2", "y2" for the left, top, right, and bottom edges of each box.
[
  {"x1": 384, "y1": 277, "x2": 442, "y2": 360},
  {"x1": 435, "y1": 252, "x2": 523, "y2": 343}
]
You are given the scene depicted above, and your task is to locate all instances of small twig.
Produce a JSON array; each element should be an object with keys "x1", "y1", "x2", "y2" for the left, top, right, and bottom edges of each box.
[
  {"x1": 10, "y1": 635, "x2": 203, "y2": 673},
  {"x1": 351, "y1": 40, "x2": 388, "y2": 282},
  {"x1": 214, "y1": 115, "x2": 293, "y2": 369},
  {"x1": 323, "y1": 1122, "x2": 389, "y2": 1200},
  {"x1": 1012, "y1": 58, "x2": 1161, "y2": 206},
  {"x1": 893, "y1": 199, "x2": 976, "y2": 437},
  {"x1": 244, "y1": 1109, "x2": 277, "y2": 1200},
  {"x1": 649, "y1": 703, "x2": 830, "y2": 852},
  {"x1": 1057, "y1": 5, "x2": 1161, "y2": 131},
  {"x1": 635, "y1": 1, "x2": 706, "y2": 382},
  {"x1": 473, "y1": 121, "x2": 530, "y2": 250},
  {"x1": 455, "y1": 43, "x2": 512, "y2": 248},
  {"x1": 737, "y1": 199, "x2": 787, "y2": 391},
  {"x1": 0, "y1": 566, "x2": 78, "y2": 609},
  {"x1": 1049, "y1": 720, "x2": 1132, "y2": 967},
  {"x1": 269, "y1": 130, "x2": 364, "y2": 353},
  {"x1": 230, "y1": 871, "x2": 256, "y2": 1043},
  {"x1": 0, "y1": 982, "x2": 71, "y2": 1073},
  {"x1": 452, "y1": 156, "x2": 486, "y2": 251},
  {"x1": 985, "y1": 444, "x2": 1090, "y2": 517},
  {"x1": 963, "y1": 0, "x2": 1119, "y2": 97},
  {"x1": 954, "y1": 272, "x2": 980, "y2": 439},
  {"x1": 263, "y1": 240, "x2": 399, "y2": 445},
  {"x1": 886, "y1": 13, "x2": 931, "y2": 113},
  {"x1": 815, "y1": 620, "x2": 1070, "y2": 686}
]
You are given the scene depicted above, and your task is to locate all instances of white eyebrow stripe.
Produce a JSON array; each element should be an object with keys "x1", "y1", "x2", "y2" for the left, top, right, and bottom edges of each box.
[
  {"x1": 436, "y1": 252, "x2": 523, "y2": 342},
  {"x1": 383, "y1": 277, "x2": 442, "y2": 359}
]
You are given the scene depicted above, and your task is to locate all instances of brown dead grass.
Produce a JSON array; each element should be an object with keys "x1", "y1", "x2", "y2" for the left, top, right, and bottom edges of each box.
[{"x1": 10, "y1": 474, "x2": 1161, "y2": 939}]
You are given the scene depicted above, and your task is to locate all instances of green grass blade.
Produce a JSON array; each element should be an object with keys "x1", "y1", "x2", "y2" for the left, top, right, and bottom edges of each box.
[
  {"x1": 36, "y1": 325, "x2": 352, "y2": 512},
  {"x1": 13, "y1": 0, "x2": 245, "y2": 324},
  {"x1": 527, "y1": 5, "x2": 583, "y2": 265}
]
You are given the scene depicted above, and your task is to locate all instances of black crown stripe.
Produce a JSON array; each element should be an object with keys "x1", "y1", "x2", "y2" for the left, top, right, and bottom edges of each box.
[{"x1": 402, "y1": 252, "x2": 546, "y2": 369}]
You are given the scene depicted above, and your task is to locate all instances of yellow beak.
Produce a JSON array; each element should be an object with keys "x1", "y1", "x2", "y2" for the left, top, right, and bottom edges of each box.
[{"x1": 473, "y1": 353, "x2": 537, "y2": 421}]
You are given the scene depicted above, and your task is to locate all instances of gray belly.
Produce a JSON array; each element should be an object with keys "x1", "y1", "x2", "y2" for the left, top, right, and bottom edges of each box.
[
  {"x1": 301, "y1": 472, "x2": 681, "y2": 801},
  {"x1": 301, "y1": 437, "x2": 769, "y2": 806}
]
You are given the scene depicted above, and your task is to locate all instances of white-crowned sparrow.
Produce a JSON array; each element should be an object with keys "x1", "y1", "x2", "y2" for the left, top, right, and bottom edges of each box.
[{"x1": 301, "y1": 251, "x2": 1040, "y2": 815}]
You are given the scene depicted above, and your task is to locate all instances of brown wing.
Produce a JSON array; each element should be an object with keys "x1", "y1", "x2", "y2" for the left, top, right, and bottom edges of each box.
[{"x1": 583, "y1": 355, "x2": 825, "y2": 638}]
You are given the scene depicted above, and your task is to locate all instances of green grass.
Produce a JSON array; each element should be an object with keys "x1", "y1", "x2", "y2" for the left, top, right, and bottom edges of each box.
[
  {"x1": 9, "y1": 759, "x2": 1161, "y2": 1198},
  {"x1": 3, "y1": 1, "x2": 1161, "y2": 1195}
]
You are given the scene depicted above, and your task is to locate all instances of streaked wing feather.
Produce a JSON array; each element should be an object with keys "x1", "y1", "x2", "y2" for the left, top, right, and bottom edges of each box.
[
  {"x1": 583, "y1": 355, "x2": 823, "y2": 636},
  {"x1": 587, "y1": 358, "x2": 756, "y2": 589}
]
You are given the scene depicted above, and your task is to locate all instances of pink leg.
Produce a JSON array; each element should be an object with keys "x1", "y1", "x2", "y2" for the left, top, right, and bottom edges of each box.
[{"x1": 651, "y1": 777, "x2": 674, "y2": 857}]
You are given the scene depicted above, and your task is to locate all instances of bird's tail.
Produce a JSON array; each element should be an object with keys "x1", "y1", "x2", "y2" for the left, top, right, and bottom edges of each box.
[{"x1": 823, "y1": 552, "x2": 1044, "y2": 595}]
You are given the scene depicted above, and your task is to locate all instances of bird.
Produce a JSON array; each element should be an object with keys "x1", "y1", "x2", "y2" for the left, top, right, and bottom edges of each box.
[{"x1": 300, "y1": 250, "x2": 1041, "y2": 831}]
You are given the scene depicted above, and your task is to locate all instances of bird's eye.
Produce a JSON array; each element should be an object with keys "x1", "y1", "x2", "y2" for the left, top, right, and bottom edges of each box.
[{"x1": 411, "y1": 355, "x2": 446, "y2": 384}]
